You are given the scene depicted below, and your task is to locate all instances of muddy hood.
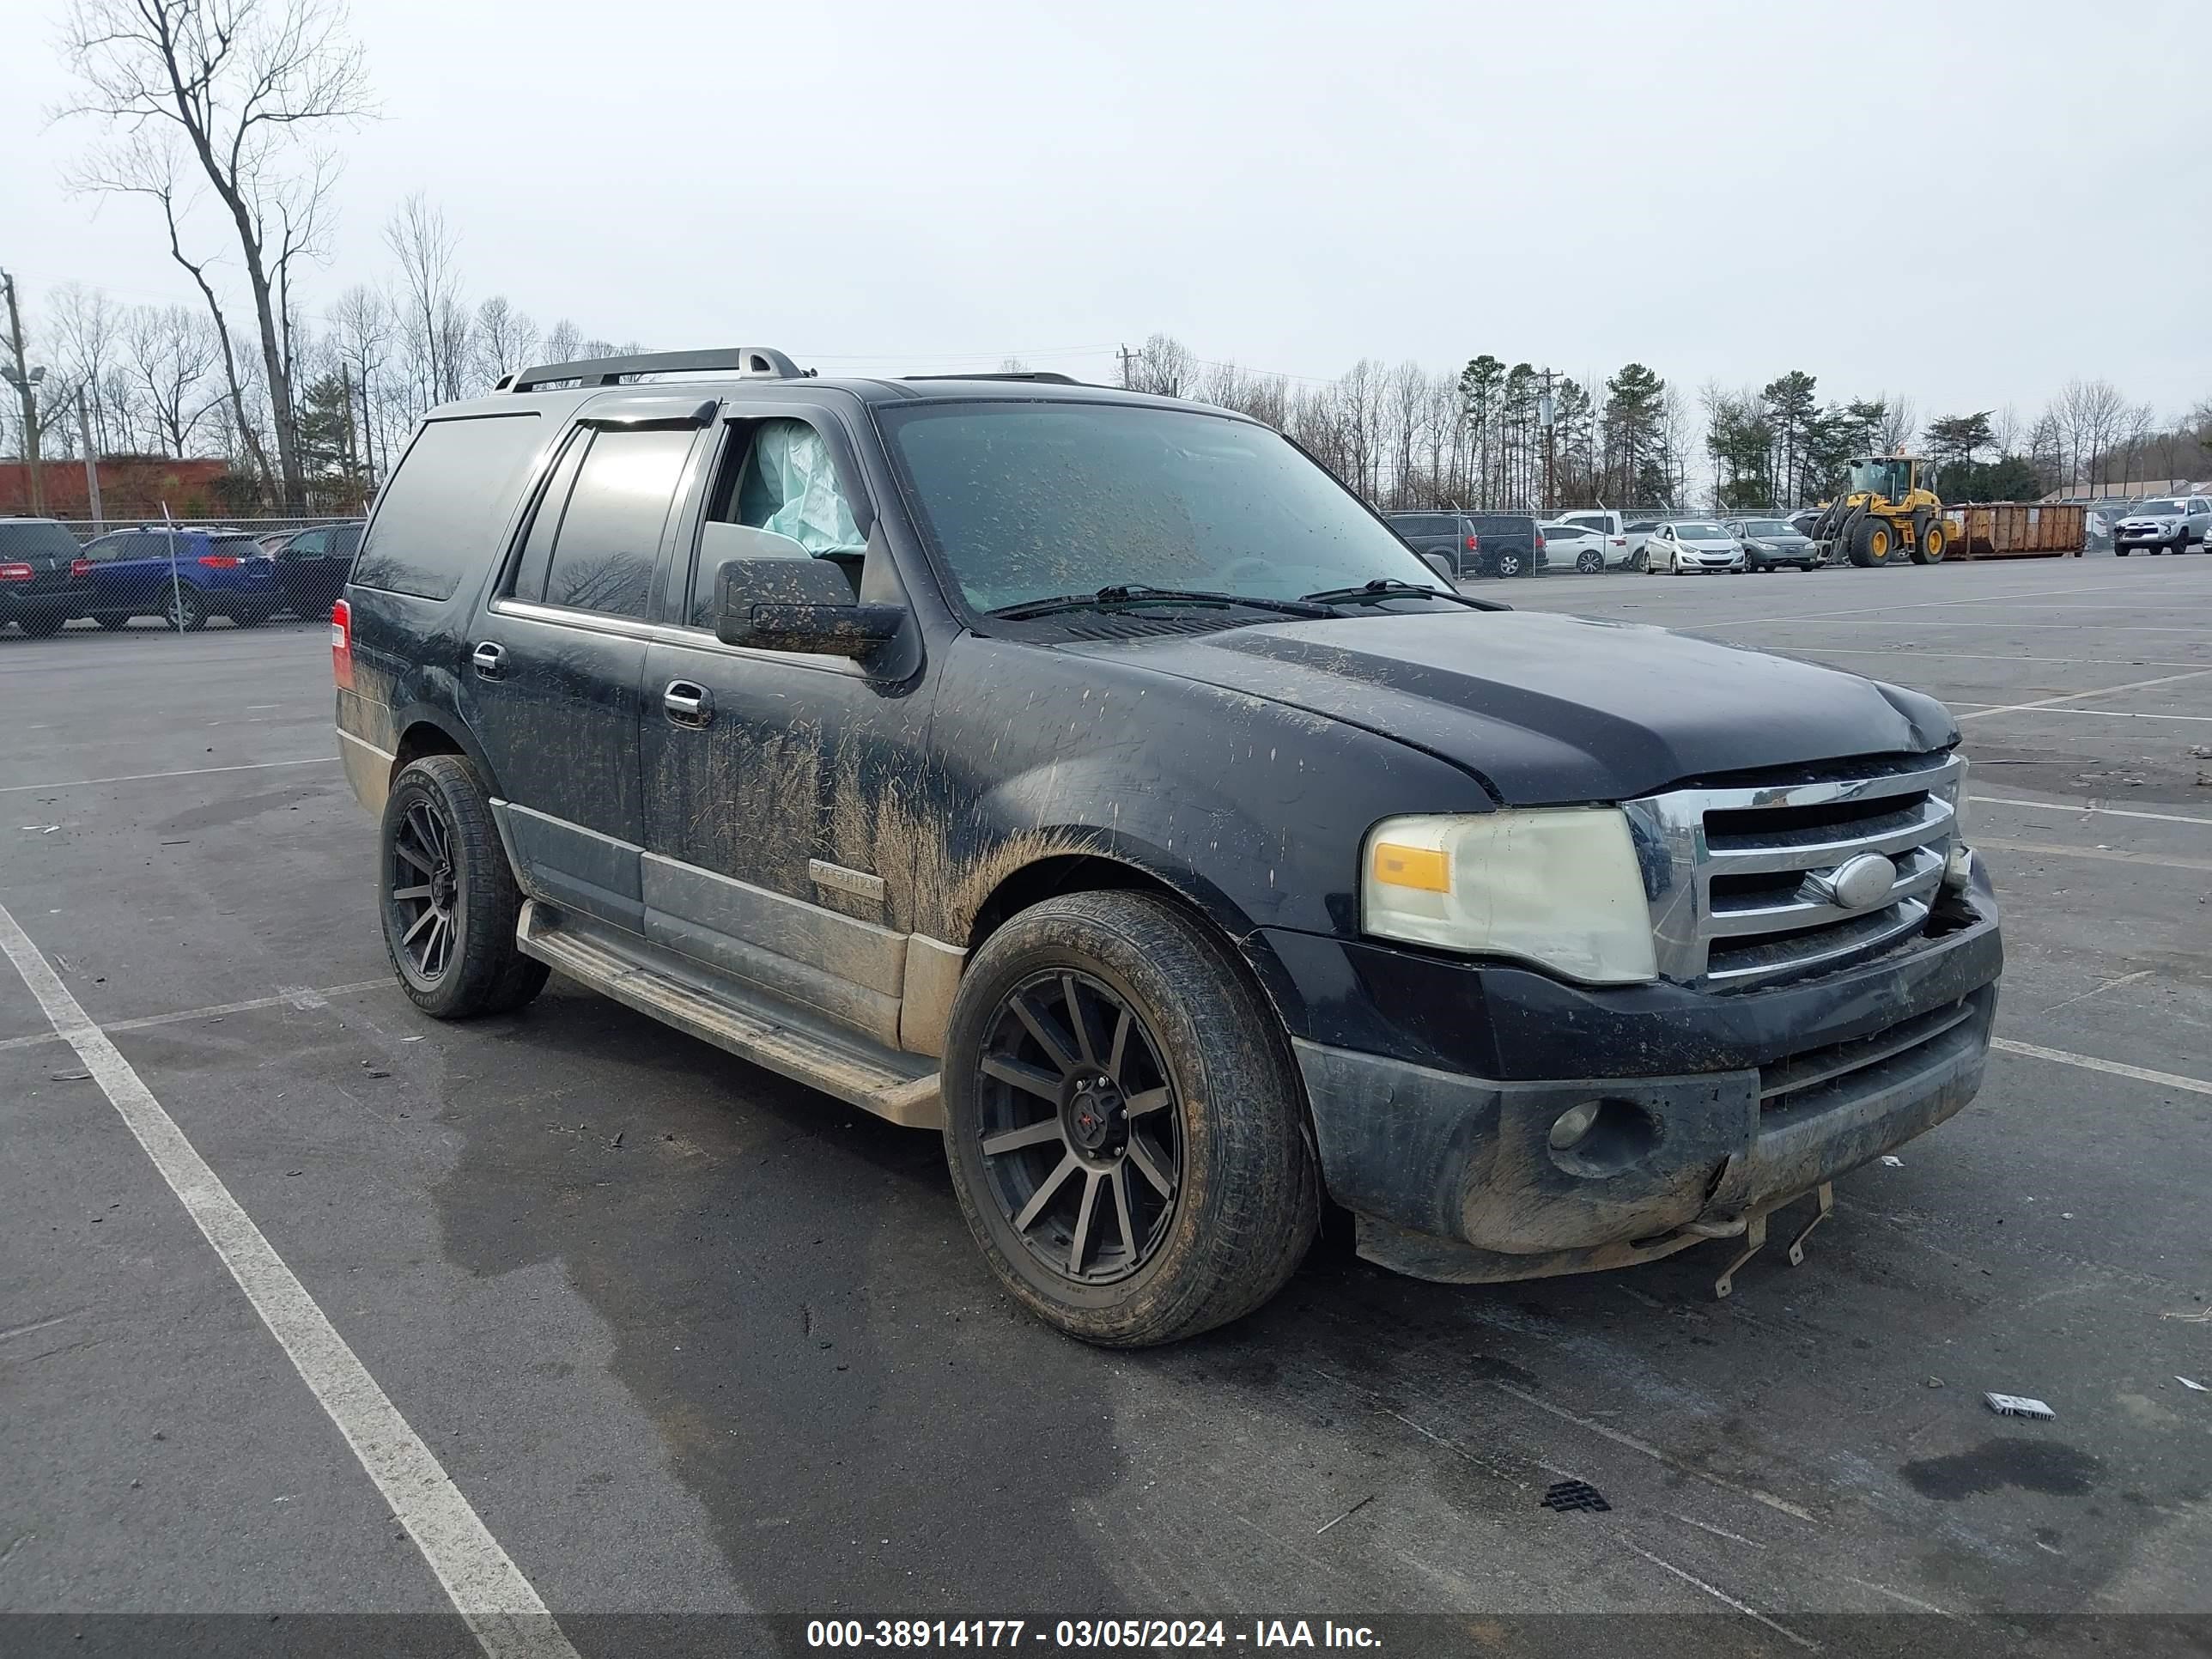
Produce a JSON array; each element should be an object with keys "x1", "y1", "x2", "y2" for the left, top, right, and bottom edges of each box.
[{"x1": 1064, "y1": 609, "x2": 1955, "y2": 805}]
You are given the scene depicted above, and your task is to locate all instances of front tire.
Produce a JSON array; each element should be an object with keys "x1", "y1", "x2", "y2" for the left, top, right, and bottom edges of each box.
[
  {"x1": 15, "y1": 611, "x2": 66, "y2": 638},
  {"x1": 378, "y1": 755, "x2": 549, "y2": 1018},
  {"x1": 941, "y1": 890, "x2": 1319, "y2": 1347},
  {"x1": 94, "y1": 611, "x2": 132, "y2": 630}
]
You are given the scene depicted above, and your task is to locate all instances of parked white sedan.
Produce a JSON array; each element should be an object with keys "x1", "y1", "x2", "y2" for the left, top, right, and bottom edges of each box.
[
  {"x1": 1539, "y1": 521, "x2": 1636, "y2": 574},
  {"x1": 1648, "y1": 520, "x2": 1747, "y2": 574}
]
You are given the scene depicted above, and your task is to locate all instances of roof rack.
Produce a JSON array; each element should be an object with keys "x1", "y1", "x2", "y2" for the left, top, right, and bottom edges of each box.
[
  {"x1": 902, "y1": 371, "x2": 1081, "y2": 386},
  {"x1": 500, "y1": 346, "x2": 805, "y2": 393}
]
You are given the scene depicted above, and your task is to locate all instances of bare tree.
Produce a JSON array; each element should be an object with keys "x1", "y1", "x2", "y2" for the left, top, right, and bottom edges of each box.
[
  {"x1": 471, "y1": 296, "x2": 540, "y2": 392},
  {"x1": 1129, "y1": 333, "x2": 1197, "y2": 399},
  {"x1": 384, "y1": 193, "x2": 469, "y2": 410},
  {"x1": 540, "y1": 318, "x2": 583, "y2": 367},
  {"x1": 127, "y1": 304, "x2": 223, "y2": 456},
  {"x1": 59, "y1": 0, "x2": 371, "y2": 507}
]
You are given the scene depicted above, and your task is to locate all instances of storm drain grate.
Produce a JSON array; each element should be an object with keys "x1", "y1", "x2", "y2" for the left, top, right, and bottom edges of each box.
[{"x1": 1540, "y1": 1480, "x2": 1611, "y2": 1514}]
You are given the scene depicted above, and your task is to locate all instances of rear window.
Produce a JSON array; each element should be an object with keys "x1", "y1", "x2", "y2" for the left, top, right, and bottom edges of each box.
[
  {"x1": 1469, "y1": 515, "x2": 1534, "y2": 536},
  {"x1": 211, "y1": 535, "x2": 265, "y2": 556},
  {"x1": 0, "y1": 521, "x2": 82, "y2": 561},
  {"x1": 352, "y1": 413, "x2": 544, "y2": 601},
  {"x1": 1389, "y1": 514, "x2": 1452, "y2": 535}
]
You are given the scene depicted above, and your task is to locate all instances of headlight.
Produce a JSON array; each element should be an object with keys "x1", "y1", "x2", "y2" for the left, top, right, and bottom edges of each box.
[{"x1": 1363, "y1": 809, "x2": 1657, "y2": 984}]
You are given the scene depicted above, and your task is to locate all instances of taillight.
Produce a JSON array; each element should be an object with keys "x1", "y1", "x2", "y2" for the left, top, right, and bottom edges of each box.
[
  {"x1": 0, "y1": 562, "x2": 33, "y2": 581},
  {"x1": 331, "y1": 599, "x2": 355, "y2": 690},
  {"x1": 1611, "y1": 538, "x2": 1626, "y2": 547},
  {"x1": 198, "y1": 555, "x2": 242, "y2": 569},
  {"x1": 1535, "y1": 533, "x2": 1547, "y2": 549},
  {"x1": 1466, "y1": 534, "x2": 1480, "y2": 550},
  {"x1": 72, "y1": 558, "x2": 94, "y2": 578}
]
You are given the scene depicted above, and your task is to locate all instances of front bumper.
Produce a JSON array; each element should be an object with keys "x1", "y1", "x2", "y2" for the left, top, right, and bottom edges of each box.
[{"x1": 1266, "y1": 874, "x2": 2001, "y2": 1283}]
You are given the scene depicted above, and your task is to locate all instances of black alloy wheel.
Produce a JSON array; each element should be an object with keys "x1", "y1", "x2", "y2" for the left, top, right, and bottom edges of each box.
[
  {"x1": 974, "y1": 969, "x2": 1183, "y2": 1284},
  {"x1": 387, "y1": 796, "x2": 461, "y2": 984}
]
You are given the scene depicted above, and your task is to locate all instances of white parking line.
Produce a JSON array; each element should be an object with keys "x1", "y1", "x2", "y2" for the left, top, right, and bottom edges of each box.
[
  {"x1": 1953, "y1": 667, "x2": 2212, "y2": 722},
  {"x1": 0, "y1": 901, "x2": 580, "y2": 1659},
  {"x1": 1714, "y1": 579, "x2": 2147, "y2": 629},
  {"x1": 1993, "y1": 1038, "x2": 2212, "y2": 1100},
  {"x1": 1741, "y1": 647, "x2": 2212, "y2": 670},
  {"x1": 1964, "y1": 706, "x2": 2212, "y2": 725},
  {"x1": 0, "y1": 757, "x2": 337, "y2": 794},
  {"x1": 1973, "y1": 836, "x2": 2212, "y2": 873},
  {"x1": 1972, "y1": 796, "x2": 2212, "y2": 830},
  {"x1": 0, "y1": 978, "x2": 394, "y2": 1054}
]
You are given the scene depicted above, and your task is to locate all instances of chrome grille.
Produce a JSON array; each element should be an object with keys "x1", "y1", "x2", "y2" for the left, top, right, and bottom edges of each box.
[{"x1": 1624, "y1": 752, "x2": 1964, "y2": 989}]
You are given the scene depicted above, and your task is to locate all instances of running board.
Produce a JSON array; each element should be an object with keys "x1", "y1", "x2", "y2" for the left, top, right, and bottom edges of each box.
[{"x1": 515, "y1": 902, "x2": 942, "y2": 1129}]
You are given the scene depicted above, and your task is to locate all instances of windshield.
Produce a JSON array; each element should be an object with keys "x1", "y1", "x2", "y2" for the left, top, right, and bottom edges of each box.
[
  {"x1": 878, "y1": 402, "x2": 1448, "y2": 613},
  {"x1": 2130, "y1": 500, "x2": 2185, "y2": 516},
  {"x1": 1742, "y1": 520, "x2": 1791, "y2": 537},
  {"x1": 1671, "y1": 522, "x2": 1729, "y2": 540}
]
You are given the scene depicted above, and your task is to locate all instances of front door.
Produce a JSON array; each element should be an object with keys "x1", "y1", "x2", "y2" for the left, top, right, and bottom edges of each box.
[
  {"x1": 463, "y1": 414, "x2": 705, "y2": 933},
  {"x1": 638, "y1": 407, "x2": 937, "y2": 1049}
]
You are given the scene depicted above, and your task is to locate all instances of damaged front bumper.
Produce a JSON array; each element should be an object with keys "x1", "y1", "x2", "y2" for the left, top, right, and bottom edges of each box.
[{"x1": 1270, "y1": 878, "x2": 2001, "y2": 1286}]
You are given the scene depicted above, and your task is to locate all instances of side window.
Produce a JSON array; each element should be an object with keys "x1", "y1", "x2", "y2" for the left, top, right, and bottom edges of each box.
[
  {"x1": 538, "y1": 427, "x2": 692, "y2": 620},
  {"x1": 507, "y1": 428, "x2": 592, "y2": 605},
  {"x1": 688, "y1": 417, "x2": 866, "y2": 629},
  {"x1": 288, "y1": 529, "x2": 330, "y2": 558},
  {"x1": 351, "y1": 412, "x2": 544, "y2": 601}
]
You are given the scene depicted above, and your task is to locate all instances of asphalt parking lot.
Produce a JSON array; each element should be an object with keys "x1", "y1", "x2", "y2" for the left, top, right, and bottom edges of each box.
[{"x1": 3, "y1": 554, "x2": 2209, "y2": 1657}]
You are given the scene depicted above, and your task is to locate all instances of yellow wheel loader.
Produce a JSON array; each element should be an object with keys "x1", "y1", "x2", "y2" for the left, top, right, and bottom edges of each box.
[{"x1": 1808, "y1": 453, "x2": 1957, "y2": 568}]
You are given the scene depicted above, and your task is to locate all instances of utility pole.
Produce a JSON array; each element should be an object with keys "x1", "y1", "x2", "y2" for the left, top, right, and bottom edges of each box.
[
  {"x1": 76, "y1": 386, "x2": 102, "y2": 532},
  {"x1": 2, "y1": 268, "x2": 46, "y2": 515},
  {"x1": 339, "y1": 362, "x2": 361, "y2": 510},
  {"x1": 1117, "y1": 343, "x2": 1139, "y2": 390},
  {"x1": 1538, "y1": 368, "x2": 1558, "y2": 515}
]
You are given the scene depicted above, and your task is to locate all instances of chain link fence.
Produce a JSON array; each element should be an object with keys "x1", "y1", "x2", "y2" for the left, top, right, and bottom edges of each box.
[{"x1": 3, "y1": 515, "x2": 362, "y2": 640}]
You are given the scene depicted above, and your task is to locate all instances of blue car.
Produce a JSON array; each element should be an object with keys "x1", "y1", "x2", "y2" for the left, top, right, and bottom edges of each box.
[{"x1": 77, "y1": 526, "x2": 283, "y2": 630}]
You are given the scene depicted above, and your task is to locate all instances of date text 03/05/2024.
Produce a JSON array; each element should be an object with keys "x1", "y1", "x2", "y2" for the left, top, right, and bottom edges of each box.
[{"x1": 804, "y1": 1619, "x2": 1382, "y2": 1650}]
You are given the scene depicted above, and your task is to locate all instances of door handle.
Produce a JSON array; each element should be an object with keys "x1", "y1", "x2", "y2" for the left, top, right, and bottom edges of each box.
[
  {"x1": 663, "y1": 680, "x2": 713, "y2": 728},
  {"x1": 471, "y1": 641, "x2": 505, "y2": 679}
]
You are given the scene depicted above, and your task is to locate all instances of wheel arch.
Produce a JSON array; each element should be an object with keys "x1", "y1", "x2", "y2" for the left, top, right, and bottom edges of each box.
[
  {"x1": 958, "y1": 845, "x2": 1316, "y2": 1091},
  {"x1": 391, "y1": 708, "x2": 505, "y2": 799}
]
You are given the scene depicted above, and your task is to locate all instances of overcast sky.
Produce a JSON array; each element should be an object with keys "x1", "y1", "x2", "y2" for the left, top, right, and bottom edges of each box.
[{"x1": 3, "y1": 0, "x2": 2207, "y2": 422}]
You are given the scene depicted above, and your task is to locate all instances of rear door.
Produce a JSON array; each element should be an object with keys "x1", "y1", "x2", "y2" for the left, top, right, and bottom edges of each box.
[
  {"x1": 463, "y1": 401, "x2": 710, "y2": 933},
  {"x1": 637, "y1": 403, "x2": 934, "y2": 1049}
]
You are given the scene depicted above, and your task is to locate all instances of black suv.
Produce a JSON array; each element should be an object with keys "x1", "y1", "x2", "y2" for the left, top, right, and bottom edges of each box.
[
  {"x1": 0, "y1": 517, "x2": 94, "y2": 636},
  {"x1": 337, "y1": 347, "x2": 2002, "y2": 1346},
  {"x1": 1384, "y1": 510, "x2": 1544, "y2": 579}
]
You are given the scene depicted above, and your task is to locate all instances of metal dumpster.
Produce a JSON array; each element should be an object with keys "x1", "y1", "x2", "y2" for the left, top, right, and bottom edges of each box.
[{"x1": 1949, "y1": 503, "x2": 2086, "y2": 559}]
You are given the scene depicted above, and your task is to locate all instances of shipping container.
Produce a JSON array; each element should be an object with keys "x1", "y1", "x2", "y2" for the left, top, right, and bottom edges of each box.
[{"x1": 1948, "y1": 502, "x2": 2086, "y2": 559}]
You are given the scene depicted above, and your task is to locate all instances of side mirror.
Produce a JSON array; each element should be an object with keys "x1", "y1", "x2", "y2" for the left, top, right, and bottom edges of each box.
[
  {"x1": 1420, "y1": 552, "x2": 1456, "y2": 582},
  {"x1": 714, "y1": 538, "x2": 905, "y2": 658}
]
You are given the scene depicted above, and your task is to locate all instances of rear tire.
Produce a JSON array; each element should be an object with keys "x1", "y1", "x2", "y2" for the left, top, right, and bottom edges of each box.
[
  {"x1": 1576, "y1": 550, "x2": 1602, "y2": 574},
  {"x1": 15, "y1": 611, "x2": 66, "y2": 638},
  {"x1": 941, "y1": 890, "x2": 1319, "y2": 1347},
  {"x1": 229, "y1": 606, "x2": 271, "y2": 629},
  {"x1": 1496, "y1": 550, "x2": 1525, "y2": 578},
  {"x1": 1911, "y1": 523, "x2": 1948, "y2": 564},
  {"x1": 160, "y1": 586, "x2": 208, "y2": 632},
  {"x1": 378, "y1": 755, "x2": 550, "y2": 1019},
  {"x1": 94, "y1": 612, "x2": 132, "y2": 630}
]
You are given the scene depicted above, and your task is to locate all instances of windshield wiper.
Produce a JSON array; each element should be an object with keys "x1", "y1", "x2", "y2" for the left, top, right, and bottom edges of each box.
[
  {"x1": 1298, "y1": 579, "x2": 1492, "y2": 610},
  {"x1": 990, "y1": 585, "x2": 1337, "y2": 621}
]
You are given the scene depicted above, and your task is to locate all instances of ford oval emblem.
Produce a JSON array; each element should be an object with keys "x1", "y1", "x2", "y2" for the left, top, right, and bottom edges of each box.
[{"x1": 1822, "y1": 852, "x2": 1899, "y2": 911}]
